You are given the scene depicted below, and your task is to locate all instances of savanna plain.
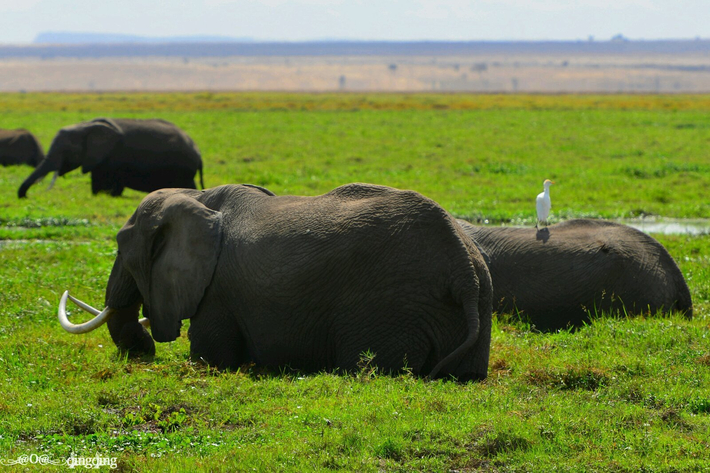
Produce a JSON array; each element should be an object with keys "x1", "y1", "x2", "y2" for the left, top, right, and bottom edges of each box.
[{"x1": 0, "y1": 92, "x2": 709, "y2": 472}]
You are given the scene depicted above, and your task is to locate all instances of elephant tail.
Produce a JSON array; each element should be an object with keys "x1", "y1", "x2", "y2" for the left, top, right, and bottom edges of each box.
[
  {"x1": 428, "y1": 266, "x2": 491, "y2": 381},
  {"x1": 426, "y1": 221, "x2": 493, "y2": 381},
  {"x1": 199, "y1": 163, "x2": 205, "y2": 190},
  {"x1": 427, "y1": 306, "x2": 479, "y2": 381}
]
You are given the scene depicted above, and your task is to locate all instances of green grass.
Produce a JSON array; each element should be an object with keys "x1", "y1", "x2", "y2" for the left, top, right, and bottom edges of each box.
[
  {"x1": 1, "y1": 93, "x2": 709, "y2": 471},
  {"x1": 2, "y1": 93, "x2": 710, "y2": 227}
]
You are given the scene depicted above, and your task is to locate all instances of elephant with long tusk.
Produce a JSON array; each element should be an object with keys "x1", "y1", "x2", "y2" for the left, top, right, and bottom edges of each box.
[{"x1": 57, "y1": 183, "x2": 493, "y2": 381}]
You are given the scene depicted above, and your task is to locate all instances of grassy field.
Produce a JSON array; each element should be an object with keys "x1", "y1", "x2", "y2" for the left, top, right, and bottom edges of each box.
[{"x1": 0, "y1": 93, "x2": 709, "y2": 471}]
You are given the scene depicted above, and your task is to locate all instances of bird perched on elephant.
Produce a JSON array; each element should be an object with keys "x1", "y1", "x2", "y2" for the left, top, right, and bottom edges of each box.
[
  {"x1": 18, "y1": 118, "x2": 203, "y2": 198},
  {"x1": 458, "y1": 219, "x2": 692, "y2": 331},
  {"x1": 536, "y1": 179, "x2": 554, "y2": 229},
  {"x1": 59, "y1": 183, "x2": 493, "y2": 381},
  {"x1": 0, "y1": 128, "x2": 44, "y2": 167}
]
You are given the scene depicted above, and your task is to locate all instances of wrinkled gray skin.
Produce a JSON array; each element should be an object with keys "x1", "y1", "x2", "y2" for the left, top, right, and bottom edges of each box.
[
  {"x1": 0, "y1": 128, "x2": 44, "y2": 167},
  {"x1": 104, "y1": 183, "x2": 493, "y2": 381},
  {"x1": 458, "y1": 219, "x2": 692, "y2": 331},
  {"x1": 18, "y1": 118, "x2": 203, "y2": 198}
]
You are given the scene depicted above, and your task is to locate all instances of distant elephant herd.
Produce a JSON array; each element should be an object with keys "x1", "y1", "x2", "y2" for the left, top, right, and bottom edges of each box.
[
  {"x1": 3, "y1": 118, "x2": 692, "y2": 381},
  {"x1": 2, "y1": 118, "x2": 203, "y2": 197}
]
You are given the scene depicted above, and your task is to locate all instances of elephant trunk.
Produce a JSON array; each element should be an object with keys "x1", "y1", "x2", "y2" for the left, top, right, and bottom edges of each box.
[
  {"x1": 18, "y1": 156, "x2": 58, "y2": 198},
  {"x1": 106, "y1": 301, "x2": 155, "y2": 357},
  {"x1": 31, "y1": 141, "x2": 45, "y2": 167},
  {"x1": 104, "y1": 257, "x2": 155, "y2": 357}
]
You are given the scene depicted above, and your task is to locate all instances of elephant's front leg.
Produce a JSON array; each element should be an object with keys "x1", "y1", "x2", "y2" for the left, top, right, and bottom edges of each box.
[
  {"x1": 110, "y1": 182, "x2": 125, "y2": 197},
  {"x1": 187, "y1": 311, "x2": 247, "y2": 370},
  {"x1": 90, "y1": 170, "x2": 113, "y2": 195}
]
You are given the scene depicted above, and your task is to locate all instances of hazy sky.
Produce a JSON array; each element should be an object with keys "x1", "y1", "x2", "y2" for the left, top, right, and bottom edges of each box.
[{"x1": 0, "y1": 0, "x2": 708, "y2": 44}]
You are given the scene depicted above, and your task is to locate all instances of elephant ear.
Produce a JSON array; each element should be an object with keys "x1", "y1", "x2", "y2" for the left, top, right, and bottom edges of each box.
[
  {"x1": 82, "y1": 119, "x2": 122, "y2": 173},
  {"x1": 118, "y1": 192, "x2": 223, "y2": 342}
]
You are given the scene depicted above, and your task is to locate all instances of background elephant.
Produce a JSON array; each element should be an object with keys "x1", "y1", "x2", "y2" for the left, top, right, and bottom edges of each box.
[
  {"x1": 18, "y1": 118, "x2": 203, "y2": 198},
  {"x1": 0, "y1": 128, "x2": 44, "y2": 167},
  {"x1": 458, "y1": 219, "x2": 692, "y2": 331},
  {"x1": 60, "y1": 183, "x2": 493, "y2": 381}
]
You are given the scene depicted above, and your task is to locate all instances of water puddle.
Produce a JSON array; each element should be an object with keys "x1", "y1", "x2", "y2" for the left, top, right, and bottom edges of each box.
[
  {"x1": 482, "y1": 218, "x2": 710, "y2": 236},
  {"x1": 0, "y1": 240, "x2": 87, "y2": 249},
  {"x1": 619, "y1": 219, "x2": 710, "y2": 236}
]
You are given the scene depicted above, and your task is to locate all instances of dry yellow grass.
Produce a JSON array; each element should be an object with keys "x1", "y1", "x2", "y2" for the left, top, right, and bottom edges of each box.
[
  {"x1": 1, "y1": 52, "x2": 709, "y2": 94},
  {"x1": 3, "y1": 91, "x2": 710, "y2": 112}
]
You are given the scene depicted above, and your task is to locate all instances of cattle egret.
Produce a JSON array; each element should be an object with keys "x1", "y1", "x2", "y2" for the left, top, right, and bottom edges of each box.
[{"x1": 536, "y1": 179, "x2": 554, "y2": 229}]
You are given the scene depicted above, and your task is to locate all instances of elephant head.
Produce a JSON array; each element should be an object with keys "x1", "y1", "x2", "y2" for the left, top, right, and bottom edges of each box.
[
  {"x1": 18, "y1": 118, "x2": 122, "y2": 198},
  {"x1": 58, "y1": 189, "x2": 223, "y2": 355}
]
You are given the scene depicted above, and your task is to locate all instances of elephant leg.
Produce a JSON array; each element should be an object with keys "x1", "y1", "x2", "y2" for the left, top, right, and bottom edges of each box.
[
  {"x1": 91, "y1": 176, "x2": 101, "y2": 195},
  {"x1": 110, "y1": 182, "x2": 125, "y2": 197},
  {"x1": 91, "y1": 170, "x2": 114, "y2": 195},
  {"x1": 187, "y1": 302, "x2": 247, "y2": 371},
  {"x1": 333, "y1": 319, "x2": 434, "y2": 377},
  {"x1": 189, "y1": 323, "x2": 246, "y2": 370}
]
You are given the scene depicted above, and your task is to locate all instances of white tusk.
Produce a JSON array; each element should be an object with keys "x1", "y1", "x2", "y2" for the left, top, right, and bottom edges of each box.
[
  {"x1": 47, "y1": 171, "x2": 59, "y2": 190},
  {"x1": 66, "y1": 291, "x2": 149, "y2": 329},
  {"x1": 58, "y1": 290, "x2": 114, "y2": 334},
  {"x1": 68, "y1": 294, "x2": 101, "y2": 315}
]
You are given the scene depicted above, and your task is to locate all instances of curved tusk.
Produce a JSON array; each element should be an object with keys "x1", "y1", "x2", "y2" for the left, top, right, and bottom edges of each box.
[
  {"x1": 67, "y1": 294, "x2": 101, "y2": 315},
  {"x1": 47, "y1": 171, "x2": 59, "y2": 190},
  {"x1": 66, "y1": 291, "x2": 150, "y2": 329},
  {"x1": 58, "y1": 290, "x2": 115, "y2": 334}
]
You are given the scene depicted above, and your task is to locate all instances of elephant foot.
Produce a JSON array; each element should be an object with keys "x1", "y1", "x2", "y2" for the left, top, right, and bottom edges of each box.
[{"x1": 453, "y1": 371, "x2": 487, "y2": 383}]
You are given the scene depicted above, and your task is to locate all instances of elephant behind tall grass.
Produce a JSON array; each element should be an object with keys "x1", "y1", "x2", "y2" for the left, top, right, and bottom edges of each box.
[{"x1": 458, "y1": 218, "x2": 692, "y2": 331}]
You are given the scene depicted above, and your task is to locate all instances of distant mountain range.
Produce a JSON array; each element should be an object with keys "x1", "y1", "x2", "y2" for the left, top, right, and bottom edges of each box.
[
  {"x1": 34, "y1": 32, "x2": 253, "y2": 44},
  {"x1": 0, "y1": 35, "x2": 706, "y2": 59}
]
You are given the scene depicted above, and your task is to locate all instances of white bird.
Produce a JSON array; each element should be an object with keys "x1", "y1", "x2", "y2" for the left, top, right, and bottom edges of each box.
[{"x1": 536, "y1": 179, "x2": 554, "y2": 229}]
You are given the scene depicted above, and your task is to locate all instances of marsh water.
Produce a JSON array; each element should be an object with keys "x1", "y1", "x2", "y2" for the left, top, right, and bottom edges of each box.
[
  {"x1": 488, "y1": 218, "x2": 710, "y2": 236},
  {"x1": 619, "y1": 219, "x2": 710, "y2": 236},
  {"x1": 0, "y1": 220, "x2": 708, "y2": 252}
]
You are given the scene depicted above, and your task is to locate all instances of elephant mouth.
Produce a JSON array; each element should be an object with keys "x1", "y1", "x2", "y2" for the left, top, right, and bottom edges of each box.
[{"x1": 58, "y1": 290, "x2": 150, "y2": 334}]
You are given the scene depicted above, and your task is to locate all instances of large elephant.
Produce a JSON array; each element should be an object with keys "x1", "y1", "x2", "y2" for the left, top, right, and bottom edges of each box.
[
  {"x1": 458, "y1": 219, "x2": 692, "y2": 331},
  {"x1": 18, "y1": 118, "x2": 203, "y2": 198},
  {"x1": 58, "y1": 183, "x2": 493, "y2": 381},
  {"x1": 0, "y1": 128, "x2": 44, "y2": 167}
]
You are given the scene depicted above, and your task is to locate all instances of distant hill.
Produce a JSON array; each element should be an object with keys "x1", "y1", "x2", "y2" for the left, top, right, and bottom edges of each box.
[
  {"x1": 33, "y1": 31, "x2": 253, "y2": 44},
  {"x1": 1, "y1": 38, "x2": 708, "y2": 59}
]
